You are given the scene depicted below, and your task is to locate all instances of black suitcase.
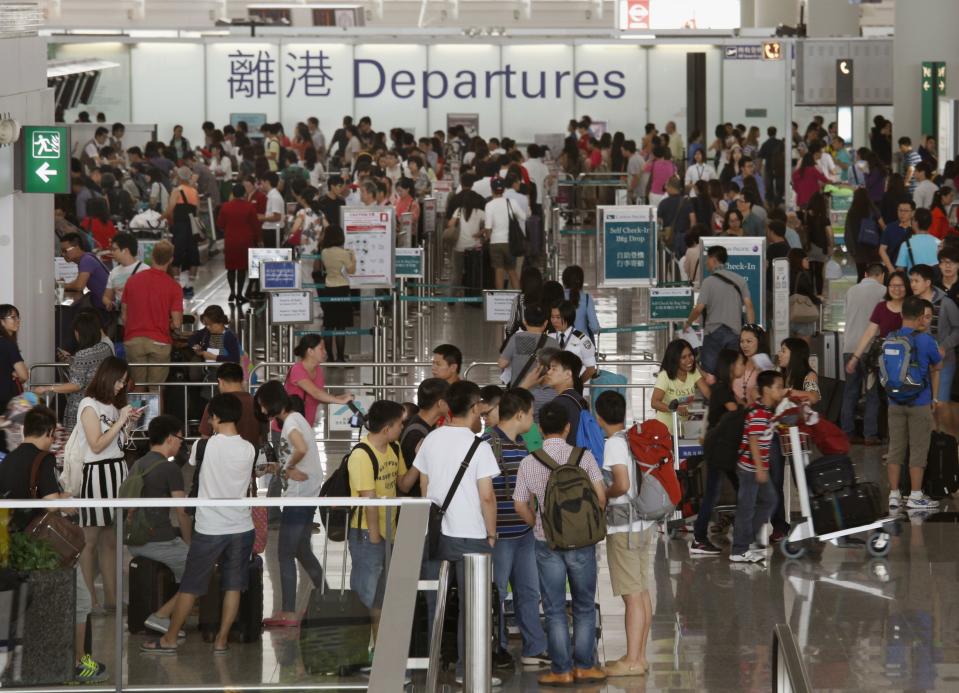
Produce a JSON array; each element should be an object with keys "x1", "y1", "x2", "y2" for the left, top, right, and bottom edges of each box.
[
  {"x1": 923, "y1": 430, "x2": 959, "y2": 500},
  {"x1": 128, "y1": 557, "x2": 178, "y2": 634},
  {"x1": 197, "y1": 555, "x2": 263, "y2": 643},
  {"x1": 525, "y1": 215, "x2": 544, "y2": 257},
  {"x1": 462, "y1": 247, "x2": 492, "y2": 298},
  {"x1": 834, "y1": 482, "x2": 882, "y2": 528},
  {"x1": 805, "y1": 455, "x2": 856, "y2": 496},
  {"x1": 809, "y1": 493, "x2": 841, "y2": 534}
]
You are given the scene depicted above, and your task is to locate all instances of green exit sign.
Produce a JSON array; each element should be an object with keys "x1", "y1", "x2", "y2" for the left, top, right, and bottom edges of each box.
[{"x1": 22, "y1": 126, "x2": 70, "y2": 194}]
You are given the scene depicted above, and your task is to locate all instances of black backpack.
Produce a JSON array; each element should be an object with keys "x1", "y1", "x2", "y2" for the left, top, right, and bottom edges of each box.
[
  {"x1": 318, "y1": 441, "x2": 399, "y2": 541},
  {"x1": 703, "y1": 407, "x2": 747, "y2": 472}
]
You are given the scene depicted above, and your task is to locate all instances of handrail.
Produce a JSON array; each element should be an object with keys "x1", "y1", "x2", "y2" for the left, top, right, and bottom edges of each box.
[{"x1": 772, "y1": 623, "x2": 813, "y2": 693}]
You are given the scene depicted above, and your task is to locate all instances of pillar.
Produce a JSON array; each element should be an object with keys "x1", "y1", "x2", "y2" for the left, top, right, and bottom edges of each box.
[
  {"x1": 894, "y1": 0, "x2": 959, "y2": 144},
  {"x1": 806, "y1": 0, "x2": 859, "y2": 38}
]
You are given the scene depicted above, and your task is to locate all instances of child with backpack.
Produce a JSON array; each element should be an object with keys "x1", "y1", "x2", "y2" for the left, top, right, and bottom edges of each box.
[
  {"x1": 650, "y1": 339, "x2": 711, "y2": 435},
  {"x1": 692, "y1": 349, "x2": 744, "y2": 555},
  {"x1": 594, "y1": 391, "x2": 654, "y2": 677},
  {"x1": 881, "y1": 295, "x2": 943, "y2": 510},
  {"x1": 513, "y1": 401, "x2": 607, "y2": 686},
  {"x1": 730, "y1": 370, "x2": 787, "y2": 563}
]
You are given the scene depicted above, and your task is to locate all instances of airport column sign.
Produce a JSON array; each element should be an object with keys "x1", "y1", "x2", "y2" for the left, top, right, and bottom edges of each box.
[{"x1": 22, "y1": 126, "x2": 70, "y2": 194}]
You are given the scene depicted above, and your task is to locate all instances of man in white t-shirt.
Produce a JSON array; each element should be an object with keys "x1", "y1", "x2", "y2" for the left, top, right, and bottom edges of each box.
[
  {"x1": 103, "y1": 233, "x2": 149, "y2": 320},
  {"x1": 595, "y1": 391, "x2": 655, "y2": 678},
  {"x1": 524, "y1": 144, "x2": 550, "y2": 215},
  {"x1": 141, "y1": 394, "x2": 256, "y2": 657},
  {"x1": 414, "y1": 380, "x2": 500, "y2": 683},
  {"x1": 259, "y1": 172, "x2": 286, "y2": 247}
]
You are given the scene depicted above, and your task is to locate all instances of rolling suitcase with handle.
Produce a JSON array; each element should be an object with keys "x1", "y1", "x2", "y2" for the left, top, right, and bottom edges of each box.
[
  {"x1": 197, "y1": 554, "x2": 264, "y2": 643},
  {"x1": 128, "y1": 556, "x2": 178, "y2": 634}
]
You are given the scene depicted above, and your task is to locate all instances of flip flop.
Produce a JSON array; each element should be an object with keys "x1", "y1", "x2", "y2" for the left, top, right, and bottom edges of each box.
[
  {"x1": 263, "y1": 617, "x2": 300, "y2": 628},
  {"x1": 213, "y1": 645, "x2": 230, "y2": 656},
  {"x1": 140, "y1": 639, "x2": 177, "y2": 656}
]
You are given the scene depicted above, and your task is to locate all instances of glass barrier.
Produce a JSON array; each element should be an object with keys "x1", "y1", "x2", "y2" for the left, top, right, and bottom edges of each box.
[{"x1": 0, "y1": 496, "x2": 429, "y2": 693}]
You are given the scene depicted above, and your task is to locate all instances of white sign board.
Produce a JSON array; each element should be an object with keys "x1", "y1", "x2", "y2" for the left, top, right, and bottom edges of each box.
[
  {"x1": 432, "y1": 180, "x2": 453, "y2": 214},
  {"x1": 328, "y1": 395, "x2": 375, "y2": 432},
  {"x1": 268, "y1": 290, "x2": 313, "y2": 324},
  {"x1": 771, "y1": 257, "x2": 790, "y2": 353},
  {"x1": 342, "y1": 206, "x2": 395, "y2": 288},
  {"x1": 248, "y1": 247, "x2": 293, "y2": 280},
  {"x1": 484, "y1": 291, "x2": 519, "y2": 323},
  {"x1": 54, "y1": 257, "x2": 78, "y2": 282}
]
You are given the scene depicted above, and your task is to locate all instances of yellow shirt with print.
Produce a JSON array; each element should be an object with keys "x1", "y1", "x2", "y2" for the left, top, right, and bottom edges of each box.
[{"x1": 347, "y1": 435, "x2": 408, "y2": 533}]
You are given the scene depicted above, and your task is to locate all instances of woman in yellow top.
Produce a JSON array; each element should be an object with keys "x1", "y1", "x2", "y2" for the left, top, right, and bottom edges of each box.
[
  {"x1": 650, "y1": 339, "x2": 711, "y2": 435},
  {"x1": 316, "y1": 224, "x2": 356, "y2": 362},
  {"x1": 346, "y1": 401, "x2": 417, "y2": 631}
]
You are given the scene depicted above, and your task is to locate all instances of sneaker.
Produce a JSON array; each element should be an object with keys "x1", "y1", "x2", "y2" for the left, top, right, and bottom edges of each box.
[
  {"x1": 493, "y1": 648, "x2": 514, "y2": 669},
  {"x1": 144, "y1": 614, "x2": 186, "y2": 639},
  {"x1": 520, "y1": 652, "x2": 551, "y2": 666},
  {"x1": 888, "y1": 493, "x2": 902, "y2": 509},
  {"x1": 906, "y1": 495, "x2": 940, "y2": 509},
  {"x1": 690, "y1": 539, "x2": 722, "y2": 555},
  {"x1": 745, "y1": 549, "x2": 768, "y2": 563},
  {"x1": 75, "y1": 654, "x2": 108, "y2": 683},
  {"x1": 749, "y1": 542, "x2": 767, "y2": 552},
  {"x1": 729, "y1": 552, "x2": 753, "y2": 563}
]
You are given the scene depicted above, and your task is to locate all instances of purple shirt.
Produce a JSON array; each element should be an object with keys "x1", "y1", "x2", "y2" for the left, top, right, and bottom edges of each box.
[
  {"x1": 869, "y1": 301, "x2": 902, "y2": 338},
  {"x1": 78, "y1": 253, "x2": 109, "y2": 309}
]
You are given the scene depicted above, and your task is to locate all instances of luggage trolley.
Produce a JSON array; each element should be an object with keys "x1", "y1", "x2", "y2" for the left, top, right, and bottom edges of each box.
[{"x1": 778, "y1": 425, "x2": 900, "y2": 559}]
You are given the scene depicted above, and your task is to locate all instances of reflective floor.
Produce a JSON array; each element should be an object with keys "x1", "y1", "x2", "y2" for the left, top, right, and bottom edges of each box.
[{"x1": 80, "y1": 239, "x2": 959, "y2": 691}]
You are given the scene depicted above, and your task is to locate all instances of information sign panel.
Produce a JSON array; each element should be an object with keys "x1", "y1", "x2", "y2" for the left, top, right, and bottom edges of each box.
[
  {"x1": 268, "y1": 290, "x2": 313, "y2": 324},
  {"x1": 341, "y1": 207, "x2": 395, "y2": 288},
  {"x1": 484, "y1": 291, "x2": 519, "y2": 323},
  {"x1": 700, "y1": 236, "x2": 766, "y2": 325},
  {"x1": 261, "y1": 261, "x2": 300, "y2": 291},
  {"x1": 596, "y1": 205, "x2": 657, "y2": 288},
  {"x1": 22, "y1": 126, "x2": 71, "y2": 194},
  {"x1": 649, "y1": 287, "x2": 694, "y2": 321},
  {"x1": 248, "y1": 247, "x2": 293, "y2": 280},
  {"x1": 395, "y1": 248, "x2": 424, "y2": 278}
]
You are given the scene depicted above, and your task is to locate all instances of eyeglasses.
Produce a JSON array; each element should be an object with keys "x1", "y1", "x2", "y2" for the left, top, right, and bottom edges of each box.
[
  {"x1": 2, "y1": 315, "x2": 21, "y2": 322},
  {"x1": 60, "y1": 247, "x2": 76, "y2": 256}
]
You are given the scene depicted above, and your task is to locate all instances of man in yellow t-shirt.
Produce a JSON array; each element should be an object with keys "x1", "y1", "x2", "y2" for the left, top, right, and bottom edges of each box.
[{"x1": 346, "y1": 400, "x2": 413, "y2": 626}]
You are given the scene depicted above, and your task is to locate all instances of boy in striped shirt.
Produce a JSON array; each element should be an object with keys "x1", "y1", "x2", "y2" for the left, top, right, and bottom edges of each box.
[
  {"x1": 480, "y1": 388, "x2": 549, "y2": 667},
  {"x1": 730, "y1": 370, "x2": 786, "y2": 563}
]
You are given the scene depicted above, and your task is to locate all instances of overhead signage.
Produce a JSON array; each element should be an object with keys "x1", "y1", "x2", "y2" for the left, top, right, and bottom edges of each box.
[
  {"x1": 762, "y1": 41, "x2": 783, "y2": 61},
  {"x1": 922, "y1": 61, "x2": 947, "y2": 139},
  {"x1": 723, "y1": 45, "x2": 763, "y2": 61},
  {"x1": 248, "y1": 247, "x2": 293, "y2": 280},
  {"x1": 22, "y1": 126, "x2": 70, "y2": 194},
  {"x1": 700, "y1": 236, "x2": 766, "y2": 325},
  {"x1": 484, "y1": 290, "x2": 520, "y2": 323},
  {"x1": 596, "y1": 205, "x2": 657, "y2": 288},
  {"x1": 261, "y1": 260, "x2": 300, "y2": 291},
  {"x1": 649, "y1": 287, "x2": 694, "y2": 321},
  {"x1": 395, "y1": 247, "x2": 424, "y2": 278},
  {"x1": 616, "y1": 0, "x2": 740, "y2": 31},
  {"x1": 268, "y1": 290, "x2": 313, "y2": 324},
  {"x1": 342, "y1": 206, "x2": 395, "y2": 288}
]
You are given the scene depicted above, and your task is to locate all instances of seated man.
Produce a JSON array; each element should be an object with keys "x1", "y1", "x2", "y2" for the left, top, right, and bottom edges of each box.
[{"x1": 125, "y1": 415, "x2": 192, "y2": 637}]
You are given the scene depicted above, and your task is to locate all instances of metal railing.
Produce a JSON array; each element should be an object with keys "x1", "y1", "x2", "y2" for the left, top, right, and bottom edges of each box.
[
  {"x1": 0, "y1": 496, "x2": 433, "y2": 693},
  {"x1": 772, "y1": 623, "x2": 813, "y2": 693}
]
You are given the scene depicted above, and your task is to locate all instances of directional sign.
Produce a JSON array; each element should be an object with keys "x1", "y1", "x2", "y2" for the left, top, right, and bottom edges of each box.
[{"x1": 22, "y1": 126, "x2": 70, "y2": 194}]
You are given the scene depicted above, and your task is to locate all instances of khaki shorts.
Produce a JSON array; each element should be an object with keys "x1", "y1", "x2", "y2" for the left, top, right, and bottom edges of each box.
[
  {"x1": 606, "y1": 527, "x2": 655, "y2": 597},
  {"x1": 489, "y1": 243, "x2": 516, "y2": 270}
]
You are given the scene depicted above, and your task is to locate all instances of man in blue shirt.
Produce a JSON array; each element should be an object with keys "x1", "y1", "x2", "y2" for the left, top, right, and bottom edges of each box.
[
  {"x1": 879, "y1": 198, "x2": 915, "y2": 275},
  {"x1": 899, "y1": 136, "x2": 923, "y2": 195},
  {"x1": 896, "y1": 209, "x2": 941, "y2": 271},
  {"x1": 885, "y1": 295, "x2": 942, "y2": 511},
  {"x1": 731, "y1": 157, "x2": 766, "y2": 202}
]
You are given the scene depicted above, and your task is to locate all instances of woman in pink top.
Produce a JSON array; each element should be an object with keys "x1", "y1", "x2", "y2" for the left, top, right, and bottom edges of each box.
[
  {"x1": 643, "y1": 145, "x2": 677, "y2": 206},
  {"x1": 791, "y1": 152, "x2": 830, "y2": 208},
  {"x1": 284, "y1": 334, "x2": 353, "y2": 427},
  {"x1": 732, "y1": 324, "x2": 773, "y2": 405}
]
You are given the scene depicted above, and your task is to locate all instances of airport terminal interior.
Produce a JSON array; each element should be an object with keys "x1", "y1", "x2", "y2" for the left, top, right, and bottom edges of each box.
[{"x1": 4, "y1": 0, "x2": 959, "y2": 691}]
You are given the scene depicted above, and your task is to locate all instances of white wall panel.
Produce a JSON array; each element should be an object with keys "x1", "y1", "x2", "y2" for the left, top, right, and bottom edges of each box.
[
  {"x1": 352, "y1": 44, "x2": 428, "y2": 136},
  {"x1": 573, "y1": 45, "x2": 645, "y2": 136},
  {"x1": 280, "y1": 42, "x2": 354, "y2": 139},
  {"x1": 205, "y1": 42, "x2": 281, "y2": 135},
  {"x1": 722, "y1": 56, "x2": 787, "y2": 131},
  {"x1": 131, "y1": 43, "x2": 205, "y2": 148},
  {"x1": 501, "y1": 45, "x2": 575, "y2": 142},
  {"x1": 426, "y1": 44, "x2": 502, "y2": 140},
  {"x1": 647, "y1": 46, "x2": 690, "y2": 141}
]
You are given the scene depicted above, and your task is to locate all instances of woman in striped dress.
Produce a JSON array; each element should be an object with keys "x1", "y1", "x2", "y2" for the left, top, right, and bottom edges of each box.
[{"x1": 77, "y1": 356, "x2": 140, "y2": 611}]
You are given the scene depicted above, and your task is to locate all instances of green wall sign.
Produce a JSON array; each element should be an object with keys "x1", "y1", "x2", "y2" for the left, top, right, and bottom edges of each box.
[
  {"x1": 650, "y1": 287, "x2": 694, "y2": 321},
  {"x1": 921, "y1": 61, "x2": 946, "y2": 138},
  {"x1": 22, "y1": 126, "x2": 70, "y2": 194}
]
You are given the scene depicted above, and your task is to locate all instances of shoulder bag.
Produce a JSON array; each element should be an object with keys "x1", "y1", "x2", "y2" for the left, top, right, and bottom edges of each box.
[
  {"x1": 789, "y1": 274, "x2": 820, "y2": 324},
  {"x1": 506, "y1": 200, "x2": 526, "y2": 257},
  {"x1": 510, "y1": 332, "x2": 549, "y2": 390},
  {"x1": 427, "y1": 436, "x2": 482, "y2": 559},
  {"x1": 24, "y1": 450, "x2": 86, "y2": 567}
]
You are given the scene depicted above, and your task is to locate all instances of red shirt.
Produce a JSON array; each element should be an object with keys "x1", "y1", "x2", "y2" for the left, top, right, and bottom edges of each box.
[
  {"x1": 122, "y1": 268, "x2": 184, "y2": 344},
  {"x1": 791, "y1": 166, "x2": 829, "y2": 208},
  {"x1": 82, "y1": 218, "x2": 117, "y2": 250},
  {"x1": 930, "y1": 207, "x2": 953, "y2": 240}
]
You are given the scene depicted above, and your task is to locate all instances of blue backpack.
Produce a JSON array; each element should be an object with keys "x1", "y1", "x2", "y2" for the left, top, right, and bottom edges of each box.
[
  {"x1": 879, "y1": 330, "x2": 927, "y2": 404},
  {"x1": 562, "y1": 393, "x2": 606, "y2": 469}
]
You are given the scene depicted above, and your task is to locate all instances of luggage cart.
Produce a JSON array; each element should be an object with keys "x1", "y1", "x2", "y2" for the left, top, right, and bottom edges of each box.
[{"x1": 778, "y1": 425, "x2": 900, "y2": 559}]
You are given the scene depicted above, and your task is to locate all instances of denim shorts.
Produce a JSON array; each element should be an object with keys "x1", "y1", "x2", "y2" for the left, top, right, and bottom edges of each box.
[
  {"x1": 940, "y1": 360, "x2": 957, "y2": 402},
  {"x1": 348, "y1": 528, "x2": 386, "y2": 610},
  {"x1": 178, "y1": 530, "x2": 255, "y2": 596}
]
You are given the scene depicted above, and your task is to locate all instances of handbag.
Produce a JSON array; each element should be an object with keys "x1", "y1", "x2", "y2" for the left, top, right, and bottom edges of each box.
[
  {"x1": 505, "y1": 200, "x2": 526, "y2": 258},
  {"x1": 789, "y1": 292, "x2": 820, "y2": 324},
  {"x1": 427, "y1": 436, "x2": 482, "y2": 559},
  {"x1": 24, "y1": 451, "x2": 85, "y2": 568},
  {"x1": 858, "y1": 215, "x2": 880, "y2": 247}
]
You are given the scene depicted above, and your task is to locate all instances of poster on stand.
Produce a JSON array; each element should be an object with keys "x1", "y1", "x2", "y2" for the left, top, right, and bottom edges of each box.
[
  {"x1": 596, "y1": 205, "x2": 657, "y2": 288},
  {"x1": 341, "y1": 206, "x2": 395, "y2": 288},
  {"x1": 248, "y1": 247, "x2": 293, "y2": 280}
]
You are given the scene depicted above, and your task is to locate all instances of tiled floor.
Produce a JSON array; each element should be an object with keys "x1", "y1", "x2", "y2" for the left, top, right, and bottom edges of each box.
[{"x1": 76, "y1": 243, "x2": 959, "y2": 691}]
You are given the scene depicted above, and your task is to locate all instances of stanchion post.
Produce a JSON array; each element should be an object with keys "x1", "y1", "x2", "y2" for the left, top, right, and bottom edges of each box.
[{"x1": 464, "y1": 553, "x2": 492, "y2": 693}]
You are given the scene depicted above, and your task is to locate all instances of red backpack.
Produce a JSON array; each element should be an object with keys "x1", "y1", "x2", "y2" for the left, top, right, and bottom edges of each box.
[{"x1": 626, "y1": 420, "x2": 682, "y2": 507}]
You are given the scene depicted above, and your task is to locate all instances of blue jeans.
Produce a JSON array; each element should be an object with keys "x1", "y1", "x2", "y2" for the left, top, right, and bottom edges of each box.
[
  {"x1": 700, "y1": 324, "x2": 740, "y2": 375},
  {"x1": 348, "y1": 528, "x2": 386, "y2": 610},
  {"x1": 493, "y1": 530, "x2": 547, "y2": 656},
  {"x1": 732, "y1": 468, "x2": 778, "y2": 555},
  {"x1": 841, "y1": 353, "x2": 880, "y2": 438},
  {"x1": 278, "y1": 506, "x2": 325, "y2": 612},
  {"x1": 692, "y1": 464, "x2": 739, "y2": 542},
  {"x1": 439, "y1": 535, "x2": 493, "y2": 676},
  {"x1": 768, "y1": 435, "x2": 789, "y2": 534},
  {"x1": 535, "y1": 541, "x2": 597, "y2": 674}
]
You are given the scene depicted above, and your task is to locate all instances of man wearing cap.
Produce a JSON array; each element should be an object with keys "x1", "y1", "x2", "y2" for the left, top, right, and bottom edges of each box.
[
  {"x1": 484, "y1": 177, "x2": 527, "y2": 290},
  {"x1": 165, "y1": 166, "x2": 201, "y2": 298}
]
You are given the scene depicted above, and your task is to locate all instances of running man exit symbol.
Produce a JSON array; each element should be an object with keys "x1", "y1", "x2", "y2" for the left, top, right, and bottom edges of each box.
[{"x1": 32, "y1": 130, "x2": 61, "y2": 158}]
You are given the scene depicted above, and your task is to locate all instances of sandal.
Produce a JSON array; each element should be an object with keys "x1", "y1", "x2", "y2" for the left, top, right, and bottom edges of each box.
[
  {"x1": 140, "y1": 639, "x2": 178, "y2": 656},
  {"x1": 213, "y1": 645, "x2": 230, "y2": 656}
]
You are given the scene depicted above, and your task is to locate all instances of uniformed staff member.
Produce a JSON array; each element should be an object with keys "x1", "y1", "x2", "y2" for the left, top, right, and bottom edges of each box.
[{"x1": 548, "y1": 300, "x2": 597, "y2": 382}]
